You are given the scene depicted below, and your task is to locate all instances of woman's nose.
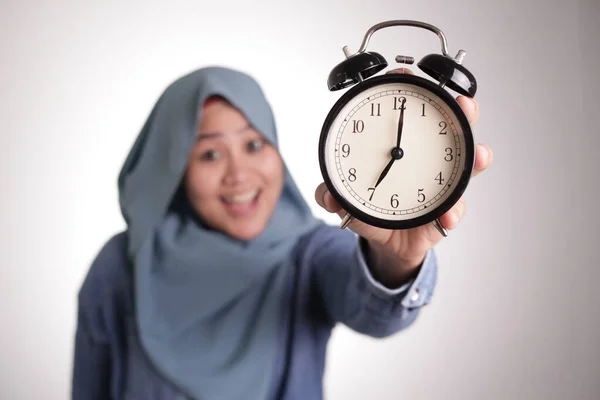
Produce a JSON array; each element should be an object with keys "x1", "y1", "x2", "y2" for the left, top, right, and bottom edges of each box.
[{"x1": 223, "y1": 156, "x2": 250, "y2": 185}]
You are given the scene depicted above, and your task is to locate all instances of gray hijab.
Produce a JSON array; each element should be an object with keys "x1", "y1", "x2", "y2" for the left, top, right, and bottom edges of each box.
[{"x1": 117, "y1": 66, "x2": 319, "y2": 399}]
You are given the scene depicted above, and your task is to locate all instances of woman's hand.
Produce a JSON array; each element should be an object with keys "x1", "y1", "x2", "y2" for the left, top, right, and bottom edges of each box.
[{"x1": 314, "y1": 68, "x2": 493, "y2": 287}]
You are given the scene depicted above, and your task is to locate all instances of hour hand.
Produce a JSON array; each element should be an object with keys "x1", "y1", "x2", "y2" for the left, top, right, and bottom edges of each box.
[
  {"x1": 374, "y1": 157, "x2": 395, "y2": 188},
  {"x1": 374, "y1": 146, "x2": 404, "y2": 189}
]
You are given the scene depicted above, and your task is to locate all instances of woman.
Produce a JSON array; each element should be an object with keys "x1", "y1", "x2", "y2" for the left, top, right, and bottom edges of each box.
[{"x1": 72, "y1": 66, "x2": 490, "y2": 400}]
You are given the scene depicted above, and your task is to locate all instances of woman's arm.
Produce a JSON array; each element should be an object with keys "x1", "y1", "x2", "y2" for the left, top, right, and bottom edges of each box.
[
  {"x1": 71, "y1": 311, "x2": 111, "y2": 400},
  {"x1": 71, "y1": 309, "x2": 112, "y2": 400},
  {"x1": 308, "y1": 226, "x2": 437, "y2": 338}
]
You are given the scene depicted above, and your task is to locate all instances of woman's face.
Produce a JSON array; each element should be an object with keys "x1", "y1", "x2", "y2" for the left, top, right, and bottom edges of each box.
[{"x1": 184, "y1": 98, "x2": 284, "y2": 241}]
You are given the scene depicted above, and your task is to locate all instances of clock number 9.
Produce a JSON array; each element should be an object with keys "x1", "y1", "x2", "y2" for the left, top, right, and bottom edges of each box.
[{"x1": 341, "y1": 144, "x2": 350, "y2": 158}]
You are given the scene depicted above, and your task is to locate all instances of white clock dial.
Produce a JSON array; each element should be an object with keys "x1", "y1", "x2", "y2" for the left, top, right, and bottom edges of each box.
[{"x1": 324, "y1": 82, "x2": 467, "y2": 221}]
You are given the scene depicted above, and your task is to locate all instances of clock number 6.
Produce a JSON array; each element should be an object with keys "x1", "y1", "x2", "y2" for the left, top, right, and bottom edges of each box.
[{"x1": 390, "y1": 194, "x2": 399, "y2": 208}]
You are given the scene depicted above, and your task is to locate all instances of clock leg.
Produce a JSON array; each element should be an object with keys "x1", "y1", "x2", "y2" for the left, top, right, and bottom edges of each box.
[
  {"x1": 432, "y1": 218, "x2": 448, "y2": 237},
  {"x1": 340, "y1": 213, "x2": 354, "y2": 229}
]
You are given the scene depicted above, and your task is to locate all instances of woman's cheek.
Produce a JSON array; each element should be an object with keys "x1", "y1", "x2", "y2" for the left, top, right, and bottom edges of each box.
[
  {"x1": 264, "y1": 149, "x2": 284, "y2": 180},
  {"x1": 186, "y1": 163, "x2": 220, "y2": 199}
]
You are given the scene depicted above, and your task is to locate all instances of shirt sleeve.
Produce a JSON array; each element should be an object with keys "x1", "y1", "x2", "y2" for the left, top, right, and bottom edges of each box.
[
  {"x1": 356, "y1": 236, "x2": 438, "y2": 309},
  {"x1": 310, "y1": 225, "x2": 438, "y2": 338},
  {"x1": 71, "y1": 308, "x2": 112, "y2": 400}
]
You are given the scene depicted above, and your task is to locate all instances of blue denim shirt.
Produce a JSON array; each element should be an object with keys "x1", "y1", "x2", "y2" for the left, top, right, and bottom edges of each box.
[{"x1": 72, "y1": 224, "x2": 437, "y2": 400}]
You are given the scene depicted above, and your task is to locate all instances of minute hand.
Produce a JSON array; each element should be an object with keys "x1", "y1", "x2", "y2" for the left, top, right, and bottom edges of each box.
[
  {"x1": 373, "y1": 98, "x2": 406, "y2": 191},
  {"x1": 396, "y1": 97, "x2": 406, "y2": 148}
]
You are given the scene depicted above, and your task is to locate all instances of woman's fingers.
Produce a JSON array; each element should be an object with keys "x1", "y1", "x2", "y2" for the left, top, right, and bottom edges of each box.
[
  {"x1": 456, "y1": 96, "x2": 479, "y2": 126},
  {"x1": 386, "y1": 67, "x2": 415, "y2": 75},
  {"x1": 315, "y1": 182, "x2": 342, "y2": 214},
  {"x1": 438, "y1": 197, "x2": 467, "y2": 231},
  {"x1": 472, "y1": 143, "x2": 493, "y2": 177}
]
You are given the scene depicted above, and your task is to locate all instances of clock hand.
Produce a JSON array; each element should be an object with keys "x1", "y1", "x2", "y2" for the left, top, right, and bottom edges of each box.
[
  {"x1": 374, "y1": 157, "x2": 396, "y2": 188},
  {"x1": 372, "y1": 98, "x2": 406, "y2": 193},
  {"x1": 396, "y1": 97, "x2": 406, "y2": 148},
  {"x1": 372, "y1": 146, "x2": 405, "y2": 194}
]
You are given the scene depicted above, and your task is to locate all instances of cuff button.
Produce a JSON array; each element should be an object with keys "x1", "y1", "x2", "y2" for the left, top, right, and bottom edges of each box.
[{"x1": 410, "y1": 289, "x2": 420, "y2": 302}]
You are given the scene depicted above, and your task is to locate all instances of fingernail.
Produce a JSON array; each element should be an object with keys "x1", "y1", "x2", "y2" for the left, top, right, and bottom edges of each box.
[
  {"x1": 466, "y1": 99, "x2": 477, "y2": 113},
  {"x1": 451, "y1": 212, "x2": 460, "y2": 228},
  {"x1": 479, "y1": 144, "x2": 489, "y2": 161}
]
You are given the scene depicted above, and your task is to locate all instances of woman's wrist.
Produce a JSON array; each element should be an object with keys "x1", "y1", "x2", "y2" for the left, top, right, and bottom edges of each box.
[{"x1": 362, "y1": 238, "x2": 426, "y2": 289}]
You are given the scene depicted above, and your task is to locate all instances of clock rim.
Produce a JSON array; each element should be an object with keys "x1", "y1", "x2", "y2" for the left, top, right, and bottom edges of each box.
[{"x1": 318, "y1": 73, "x2": 475, "y2": 230}]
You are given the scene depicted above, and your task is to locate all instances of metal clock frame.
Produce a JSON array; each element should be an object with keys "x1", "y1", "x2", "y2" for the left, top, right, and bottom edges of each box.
[{"x1": 318, "y1": 73, "x2": 475, "y2": 233}]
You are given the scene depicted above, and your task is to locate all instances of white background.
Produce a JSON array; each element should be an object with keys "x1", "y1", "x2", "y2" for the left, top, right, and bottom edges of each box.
[{"x1": 2, "y1": 0, "x2": 599, "y2": 399}]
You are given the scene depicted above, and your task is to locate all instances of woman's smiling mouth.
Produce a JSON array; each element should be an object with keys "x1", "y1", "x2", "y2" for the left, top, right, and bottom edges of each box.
[{"x1": 221, "y1": 189, "x2": 261, "y2": 217}]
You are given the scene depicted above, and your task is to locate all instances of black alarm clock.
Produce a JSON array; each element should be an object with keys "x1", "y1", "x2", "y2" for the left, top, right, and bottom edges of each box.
[{"x1": 318, "y1": 20, "x2": 477, "y2": 237}]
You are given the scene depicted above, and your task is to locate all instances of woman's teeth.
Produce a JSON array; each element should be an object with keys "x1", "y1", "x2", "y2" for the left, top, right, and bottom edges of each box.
[{"x1": 223, "y1": 189, "x2": 259, "y2": 204}]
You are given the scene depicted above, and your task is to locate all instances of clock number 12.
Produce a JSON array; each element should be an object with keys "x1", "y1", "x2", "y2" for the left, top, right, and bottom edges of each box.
[{"x1": 393, "y1": 97, "x2": 406, "y2": 110}]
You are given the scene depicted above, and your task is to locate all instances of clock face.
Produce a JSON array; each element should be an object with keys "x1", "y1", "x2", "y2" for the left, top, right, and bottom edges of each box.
[{"x1": 319, "y1": 74, "x2": 474, "y2": 229}]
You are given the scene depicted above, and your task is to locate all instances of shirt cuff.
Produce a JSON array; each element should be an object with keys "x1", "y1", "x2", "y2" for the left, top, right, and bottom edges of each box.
[{"x1": 355, "y1": 237, "x2": 437, "y2": 309}]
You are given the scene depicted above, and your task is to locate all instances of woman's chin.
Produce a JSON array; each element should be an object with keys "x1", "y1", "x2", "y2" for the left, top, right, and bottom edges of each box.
[{"x1": 224, "y1": 222, "x2": 267, "y2": 241}]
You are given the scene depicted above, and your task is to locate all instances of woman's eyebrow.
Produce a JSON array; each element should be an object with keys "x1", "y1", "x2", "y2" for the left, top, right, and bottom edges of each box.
[
  {"x1": 196, "y1": 132, "x2": 223, "y2": 141},
  {"x1": 196, "y1": 125, "x2": 253, "y2": 141}
]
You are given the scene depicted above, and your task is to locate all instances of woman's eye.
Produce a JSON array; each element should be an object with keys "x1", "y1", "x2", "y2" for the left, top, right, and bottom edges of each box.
[
  {"x1": 200, "y1": 150, "x2": 220, "y2": 161},
  {"x1": 247, "y1": 139, "x2": 265, "y2": 153}
]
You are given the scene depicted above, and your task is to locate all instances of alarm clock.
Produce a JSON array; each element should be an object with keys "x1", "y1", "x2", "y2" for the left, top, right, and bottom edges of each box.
[{"x1": 318, "y1": 20, "x2": 477, "y2": 237}]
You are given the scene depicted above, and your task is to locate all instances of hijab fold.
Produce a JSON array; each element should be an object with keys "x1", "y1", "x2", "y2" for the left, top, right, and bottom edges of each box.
[{"x1": 117, "y1": 66, "x2": 319, "y2": 399}]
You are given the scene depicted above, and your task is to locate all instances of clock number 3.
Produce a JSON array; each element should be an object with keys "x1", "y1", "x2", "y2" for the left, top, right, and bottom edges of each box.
[{"x1": 445, "y1": 147, "x2": 453, "y2": 161}]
